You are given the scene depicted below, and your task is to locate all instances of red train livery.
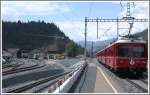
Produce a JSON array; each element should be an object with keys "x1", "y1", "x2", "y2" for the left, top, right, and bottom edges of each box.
[{"x1": 96, "y1": 38, "x2": 147, "y2": 75}]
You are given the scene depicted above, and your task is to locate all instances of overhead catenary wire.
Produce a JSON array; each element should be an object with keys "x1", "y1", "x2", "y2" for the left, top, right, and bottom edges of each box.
[
  {"x1": 97, "y1": 2, "x2": 142, "y2": 39},
  {"x1": 97, "y1": 22, "x2": 117, "y2": 38},
  {"x1": 64, "y1": 3, "x2": 84, "y2": 32},
  {"x1": 52, "y1": 3, "x2": 83, "y2": 34},
  {"x1": 65, "y1": 3, "x2": 83, "y2": 22}
]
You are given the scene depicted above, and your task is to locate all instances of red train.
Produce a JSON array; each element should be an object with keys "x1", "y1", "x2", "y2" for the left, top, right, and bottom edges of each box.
[{"x1": 96, "y1": 37, "x2": 148, "y2": 75}]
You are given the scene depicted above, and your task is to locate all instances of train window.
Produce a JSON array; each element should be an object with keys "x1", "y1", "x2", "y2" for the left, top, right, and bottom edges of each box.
[
  {"x1": 133, "y1": 47, "x2": 144, "y2": 57},
  {"x1": 118, "y1": 46, "x2": 144, "y2": 57},
  {"x1": 118, "y1": 47, "x2": 132, "y2": 57}
]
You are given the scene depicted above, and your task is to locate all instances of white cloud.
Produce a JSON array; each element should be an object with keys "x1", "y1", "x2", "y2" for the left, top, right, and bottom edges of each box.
[
  {"x1": 67, "y1": 2, "x2": 149, "y2": 41},
  {"x1": 1, "y1": 1, "x2": 148, "y2": 42},
  {"x1": 55, "y1": 21, "x2": 85, "y2": 41},
  {"x1": 92, "y1": 2, "x2": 149, "y2": 41},
  {"x1": 55, "y1": 21, "x2": 116, "y2": 42},
  {"x1": 118, "y1": 2, "x2": 148, "y2": 35},
  {"x1": 1, "y1": 1, "x2": 70, "y2": 19}
]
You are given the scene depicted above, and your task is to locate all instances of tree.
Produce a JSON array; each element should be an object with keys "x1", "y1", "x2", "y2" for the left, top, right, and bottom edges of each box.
[
  {"x1": 65, "y1": 41, "x2": 79, "y2": 57},
  {"x1": 2, "y1": 21, "x2": 70, "y2": 50}
]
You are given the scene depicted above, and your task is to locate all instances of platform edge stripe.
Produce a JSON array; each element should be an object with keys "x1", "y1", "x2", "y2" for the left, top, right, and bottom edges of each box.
[{"x1": 97, "y1": 66, "x2": 118, "y2": 93}]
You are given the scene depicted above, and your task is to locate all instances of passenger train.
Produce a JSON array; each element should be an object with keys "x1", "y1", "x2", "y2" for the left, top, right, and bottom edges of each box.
[{"x1": 96, "y1": 37, "x2": 147, "y2": 75}]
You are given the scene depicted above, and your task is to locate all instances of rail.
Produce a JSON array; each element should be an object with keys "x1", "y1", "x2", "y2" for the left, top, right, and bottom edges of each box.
[
  {"x1": 2, "y1": 63, "x2": 24, "y2": 69},
  {"x1": 7, "y1": 71, "x2": 71, "y2": 93},
  {"x1": 96, "y1": 60, "x2": 148, "y2": 93},
  {"x1": 4, "y1": 61, "x2": 87, "y2": 93},
  {"x1": 3, "y1": 64, "x2": 45, "y2": 75},
  {"x1": 126, "y1": 79, "x2": 148, "y2": 93}
]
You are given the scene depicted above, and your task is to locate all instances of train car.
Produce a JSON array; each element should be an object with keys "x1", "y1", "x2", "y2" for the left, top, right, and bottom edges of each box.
[{"x1": 96, "y1": 37, "x2": 147, "y2": 75}]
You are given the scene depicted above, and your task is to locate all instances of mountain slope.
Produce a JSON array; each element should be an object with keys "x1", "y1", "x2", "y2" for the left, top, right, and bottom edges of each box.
[
  {"x1": 77, "y1": 38, "x2": 117, "y2": 56},
  {"x1": 2, "y1": 21, "x2": 70, "y2": 52},
  {"x1": 133, "y1": 29, "x2": 148, "y2": 41}
]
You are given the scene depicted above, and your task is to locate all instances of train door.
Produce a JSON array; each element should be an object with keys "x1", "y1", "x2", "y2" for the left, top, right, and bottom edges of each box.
[{"x1": 113, "y1": 44, "x2": 117, "y2": 70}]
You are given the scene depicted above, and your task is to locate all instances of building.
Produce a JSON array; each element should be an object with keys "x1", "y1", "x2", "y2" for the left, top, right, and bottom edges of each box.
[
  {"x1": 17, "y1": 49, "x2": 31, "y2": 58},
  {"x1": 3, "y1": 48, "x2": 19, "y2": 58},
  {"x1": 28, "y1": 49, "x2": 44, "y2": 60},
  {"x1": 2, "y1": 50, "x2": 12, "y2": 59}
]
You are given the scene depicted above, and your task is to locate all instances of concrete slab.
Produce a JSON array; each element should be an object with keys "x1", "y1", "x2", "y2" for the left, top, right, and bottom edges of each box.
[{"x1": 75, "y1": 62, "x2": 115, "y2": 93}]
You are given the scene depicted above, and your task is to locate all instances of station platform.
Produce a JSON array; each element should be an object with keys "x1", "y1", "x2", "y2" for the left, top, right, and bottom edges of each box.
[{"x1": 73, "y1": 59, "x2": 126, "y2": 93}]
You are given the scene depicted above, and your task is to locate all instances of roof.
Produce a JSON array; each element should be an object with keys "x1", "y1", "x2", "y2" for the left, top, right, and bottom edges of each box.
[
  {"x1": 47, "y1": 51, "x2": 62, "y2": 54},
  {"x1": 115, "y1": 38, "x2": 146, "y2": 44},
  {"x1": 2, "y1": 50, "x2": 12, "y2": 57},
  {"x1": 18, "y1": 49, "x2": 31, "y2": 53},
  {"x1": 30, "y1": 49, "x2": 42, "y2": 53}
]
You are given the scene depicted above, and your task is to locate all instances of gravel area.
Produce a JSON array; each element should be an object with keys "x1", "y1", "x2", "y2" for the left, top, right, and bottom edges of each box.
[
  {"x1": 55, "y1": 58, "x2": 82, "y2": 68},
  {"x1": 2, "y1": 58, "x2": 67, "y2": 92},
  {"x1": 2, "y1": 58, "x2": 84, "y2": 93}
]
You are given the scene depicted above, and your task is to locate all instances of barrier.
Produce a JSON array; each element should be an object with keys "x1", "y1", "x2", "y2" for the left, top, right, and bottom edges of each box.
[
  {"x1": 46, "y1": 61, "x2": 86, "y2": 93},
  {"x1": 54, "y1": 61, "x2": 86, "y2": 93}
]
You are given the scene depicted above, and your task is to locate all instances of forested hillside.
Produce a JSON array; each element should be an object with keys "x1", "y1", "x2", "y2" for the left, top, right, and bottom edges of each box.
[{"x1": 2, "y1": 21, "x2": 71, "y2": 52}]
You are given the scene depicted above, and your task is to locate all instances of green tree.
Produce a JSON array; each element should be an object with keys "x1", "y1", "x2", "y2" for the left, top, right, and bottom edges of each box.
[
  {"x1": 2, "y1": 21, "x2": 70, "y2": 51},
  {"x1": 65, "y1": 41, "x2": 79, "y2": 57}
]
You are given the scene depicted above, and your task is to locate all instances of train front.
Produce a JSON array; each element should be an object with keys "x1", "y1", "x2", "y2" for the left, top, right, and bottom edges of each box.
[{"x1": 116, "y1": 38, "x2": 148, "y2": 75}]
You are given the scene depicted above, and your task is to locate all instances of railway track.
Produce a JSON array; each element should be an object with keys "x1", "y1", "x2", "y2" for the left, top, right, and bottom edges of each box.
[
  {"x1": 2, "y1": 63, "x2": 24, "y2": 69},
  {"x1": 2, "y1": 64, "x2": 45, "y2": 76},
  {"x1": 140, "y1": 73, "x2": 148, "y2": 84},
  {"x1": 3, "y1": 63, "x2": 25, "y2": 71},
  {"x1": 126, "y1": 79, "x2": 148, "y2": 93},
  {"x1": 2, "y1": 59, "x2": 26, "y2": 68},
  {"x1": 6, "y1": 71, "x2": 71, "y2": 93}
]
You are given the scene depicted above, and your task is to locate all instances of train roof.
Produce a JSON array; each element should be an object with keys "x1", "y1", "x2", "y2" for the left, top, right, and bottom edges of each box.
[
  {"x1": 96, "y1": 38, "x2": 146, "y2": 55},
  {"x1": 115, "y1": 37, "x2": 146, "y2": 44}
]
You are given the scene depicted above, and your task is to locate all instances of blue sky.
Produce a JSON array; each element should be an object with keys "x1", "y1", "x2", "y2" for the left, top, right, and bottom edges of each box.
[
  {"x1": 2, "y1": 2, "x2": 121, "y2": 22},
  {"x1": 1, "y1": 1, "x2": 149, "y2": 42}
]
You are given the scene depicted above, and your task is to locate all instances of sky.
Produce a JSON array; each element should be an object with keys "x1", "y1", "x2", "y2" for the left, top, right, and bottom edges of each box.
[{"x1": 1, "y1": 1, "x2": 149, "y2": 42}]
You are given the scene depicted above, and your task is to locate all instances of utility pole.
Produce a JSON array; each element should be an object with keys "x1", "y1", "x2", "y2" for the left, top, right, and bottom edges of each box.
[
  {"x1": 126, "y1": 2, "x2": 131, "y2": 17},
  {"x1": 84, "y1": 17, "x2": 87, "y2": 62},
  {"x1": 91, "y1": 41, "x2": 93, "y2": 58},
  {"x1": 86, "y1": 17, "x2": 147, "y2": 39},
  {"x1": 117, "y1": 17, "x2": 119, "y2": 40},
  {"x1": 85, "y1": 3, "x2": 147, "y2": 40},
  {"x1": 97, "y1": 17, "x2": 99, "y2": 39}
]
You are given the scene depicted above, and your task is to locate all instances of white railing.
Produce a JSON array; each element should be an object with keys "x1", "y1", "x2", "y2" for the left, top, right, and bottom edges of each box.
[{"x1": 45, "y1": 61, "x2": 86, "y2": 93}]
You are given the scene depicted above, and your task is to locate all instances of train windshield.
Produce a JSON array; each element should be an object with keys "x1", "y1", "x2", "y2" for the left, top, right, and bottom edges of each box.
[{"x1": 118, "y1": 46, "x2": 145, "y2": 57}]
